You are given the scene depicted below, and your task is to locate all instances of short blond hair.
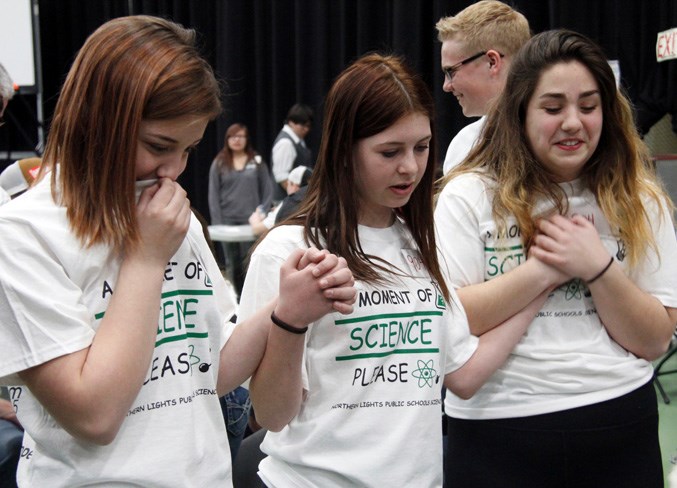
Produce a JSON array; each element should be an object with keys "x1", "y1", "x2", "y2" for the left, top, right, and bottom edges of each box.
[{"x1": 436, "y1": 0, "x2": 530, "y2": 56}]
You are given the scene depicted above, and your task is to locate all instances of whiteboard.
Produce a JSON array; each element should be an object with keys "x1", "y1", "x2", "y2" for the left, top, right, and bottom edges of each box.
[{"x1": 0, "y1": 0, "x2": 36, "y2": 88}]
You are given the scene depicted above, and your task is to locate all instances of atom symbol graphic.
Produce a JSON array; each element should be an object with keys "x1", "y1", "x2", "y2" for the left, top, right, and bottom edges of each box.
[
  {"x1": 412, "y1": 359, "x2": 437, "y2": 388},
  {"x1": 565, "y1": 279, "x2": 583, "y2": 300}
]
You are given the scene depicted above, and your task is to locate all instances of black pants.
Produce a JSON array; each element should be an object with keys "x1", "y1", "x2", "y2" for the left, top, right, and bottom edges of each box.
[
  {"x1": 445, "y1": 381, "x2": 662, "y2": 488},
  {"x1": 222, "y1": 240, "x2": 253, "y2": 299}
]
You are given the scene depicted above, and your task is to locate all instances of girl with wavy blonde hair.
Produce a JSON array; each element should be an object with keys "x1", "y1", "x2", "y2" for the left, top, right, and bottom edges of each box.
[{"x1": 436, "y1": 29, "x2": 677, "y2": 487}]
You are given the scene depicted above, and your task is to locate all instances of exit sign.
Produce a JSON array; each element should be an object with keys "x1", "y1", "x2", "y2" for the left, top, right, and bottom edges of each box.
[{"x1": 656, "y1": 27, "x2": 677, "y2": 62}]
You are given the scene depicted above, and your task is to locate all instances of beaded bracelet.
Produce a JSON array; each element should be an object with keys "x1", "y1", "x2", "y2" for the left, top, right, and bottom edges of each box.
[
  {"x1": 586, "y1": 256, "x2": 614, "y2": 285},
  {"x1": 270, "y1": 311, "x2": 308, "y2": 334}
]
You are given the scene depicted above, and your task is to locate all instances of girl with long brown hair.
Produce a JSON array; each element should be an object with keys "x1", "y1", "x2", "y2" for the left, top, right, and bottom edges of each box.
[{"x1": 238, "y1": 52, "x2": 536, "y2": 487}]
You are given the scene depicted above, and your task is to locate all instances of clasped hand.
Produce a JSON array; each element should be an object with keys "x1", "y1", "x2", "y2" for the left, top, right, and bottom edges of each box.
[
  {"x1": 275, "y1": 248, "x2": 356, "y2": 329},
  {"x1": 530, "y1": 214, "x2": 611, "y2": 283},
  {"x1": 134, "y1": 178, "x2": 192, "y2": 265}
]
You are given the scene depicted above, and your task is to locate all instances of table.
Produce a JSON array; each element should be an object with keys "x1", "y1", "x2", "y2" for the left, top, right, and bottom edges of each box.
[{"x1": 208, "y1": 224, "x2": 256, "y2": 243}]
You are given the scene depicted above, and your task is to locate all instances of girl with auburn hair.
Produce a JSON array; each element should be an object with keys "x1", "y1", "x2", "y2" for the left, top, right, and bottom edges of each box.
[
  {"x1": 436, "y1": 29, "x2": 677, "y2": 487},
  {"x1": 0, "y1": 15, "x2": 355, "y2": 487},
  {"x1": 238, "y1": 52, "x2": 537, "y2": 487}
]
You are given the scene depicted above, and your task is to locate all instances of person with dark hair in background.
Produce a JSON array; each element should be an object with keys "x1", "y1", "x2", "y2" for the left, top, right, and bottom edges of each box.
[
  {"x1": 0, "y1": 16, "x2": 355, "y2": 487},
  {"x1": 249, "y1": 165, "x2": 312, "y2": 236},
  {"x1": 436, "y1": 29, "x2": 677, "y2": 487},
  {"x1": 208, "y1": 122, "x2": 273, "y2": 297},
  {"x1": 270, "y1": 103, "x2": 313, "y2": 201}
]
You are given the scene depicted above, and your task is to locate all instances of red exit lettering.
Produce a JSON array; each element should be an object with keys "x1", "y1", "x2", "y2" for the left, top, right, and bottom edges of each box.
[{"x1": 656, "y1": 28, "x2": 677, "y2": 62}]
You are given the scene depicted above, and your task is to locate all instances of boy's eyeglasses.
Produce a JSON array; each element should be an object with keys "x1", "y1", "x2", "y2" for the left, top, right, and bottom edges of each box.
[{"x1": 443, "y1": 51, "x2": 503, "y2": 82}]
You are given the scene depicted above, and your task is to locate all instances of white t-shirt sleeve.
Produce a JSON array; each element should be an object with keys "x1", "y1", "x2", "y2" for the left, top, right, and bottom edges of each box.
[
  {"x1": 435, "y1": 173, "x2": 489, "y2": 288},
  {"x1": 629, "y1": 195, "x2": 677, "y2": 307},
  {"x1": 238, "y1": 226, "x2": 313, "y2": 388},
  {"x1": 442, "y1": 117, "x2": 485, "y2": 175},
  {"x1": 443, "y1": 288, "x2": 479, "y2": 374},
  {"x1": 238, "y1": 251, "x2": 283, "y2": 321},
  {"x1": 0, "y1": 220, "x2": 95, "y2": 384},
  {"x1": 263, "y1": 204, "x2": 280, "y2": 229},
  {"x1": 0, "y1": 187, "x2": 10, "y2": 206},
  {"x1": 239, "y1": 226, "x2": 308, "y2": 321},
  {"x1": 272, "y1": 139, "x2": 296, "y2": 183},
  {"x1": 185, "y1": 219, "x2": 238, "y2": 349}
]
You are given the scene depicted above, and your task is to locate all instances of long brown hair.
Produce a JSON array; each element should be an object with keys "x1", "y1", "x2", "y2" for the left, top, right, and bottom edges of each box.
[
  {"x1": 213, "y1": 123, "x2": 258, "y2": 171},
  {"x1": 40, "y1": 15, "x2": 222, "y2": 253},
  {"x1": 439, "y1": 29, "x2": 671, "y2": 268},
  {"x1": 284, "y1": 53, "x2": 449, "y2": 300}
]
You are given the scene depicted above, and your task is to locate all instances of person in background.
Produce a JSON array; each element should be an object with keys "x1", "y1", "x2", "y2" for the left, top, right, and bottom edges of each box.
[
  {"x1": 0, "y1": 62, "x2": 21, "y2": 488},
  {"x1": 436, "y1": 0, "x2": 530, "y2": 175},
  {"x1": 270, "y1": 103, "x2": 313, "y2": 201},
  {"x1": 0, "y1": 388, "x2": 21, "y2": 488},
  {"x1": 238, "y1": 52, "x2": 541, "y2": 487},
  {"x1": 435, "y1": 29, "x2": 677, "y2": 487},
  {"x1": 0, "y1": 62, "x2": 17, "y2": 205},
  {"x1": 208, "y1": 122, "x2": 273, "y2": 297},
  {"x1": 0, "y1": 63, "x2": 23, "y2": 488},
  {"x1": 249, "y1": 165, "x2": 311, "y2": 236},
  {"x1": 0, "y1": 61, "x2": 14, "y2": 123},
  {"x1": 274, "y1": 165, "x2": 311, "y2": 225},
  {"x1": 0, "y1": 15, "x2": 355, "y2": 487}
]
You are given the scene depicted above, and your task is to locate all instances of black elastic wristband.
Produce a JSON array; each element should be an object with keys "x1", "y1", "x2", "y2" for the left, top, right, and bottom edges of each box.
[
  {"x1": 586, "y1": 256, "x2": 614, "y2": 284},
  {"x1": 271, "y1": 311, "x2": 308, "y2": 334}
]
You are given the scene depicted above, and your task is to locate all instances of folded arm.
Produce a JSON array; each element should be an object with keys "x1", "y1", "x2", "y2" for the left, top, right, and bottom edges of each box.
[
  {"x1": 456, "y1": 254, "x2": 567, "y2": 335},
  {"x1": 444, "y1": 290, "x2": 548, "y2": 398},
  {"x1": 18, "y1": 180, "x2": 191, "y2": 445},
  {"x1": 531, "y1": 214, "x2": 676, "y2": 360},
  {"x1": 224, "y1": 248, "x2": 356, "y2": 431}
]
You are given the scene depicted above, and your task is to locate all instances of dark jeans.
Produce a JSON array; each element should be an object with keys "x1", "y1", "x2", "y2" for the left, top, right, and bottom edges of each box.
[
  {"x1": 445, "y1": 381, "x2": 662, "y2": 488},
  {"x1": 221, "y1": 241, "x2": 253, "y2": 298},
  {"x1": 220, "y1": 386, "x2": 251, "y2": 463},
  {"x1": 232, "y1": 428, "x2": 267, "y2": 488},
  {"x1": 0, "y1": 419, "x2": 22, "y2": 488}
]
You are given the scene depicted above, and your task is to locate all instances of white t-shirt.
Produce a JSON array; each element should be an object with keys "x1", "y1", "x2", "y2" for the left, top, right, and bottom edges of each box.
[
  {"x1": 0, "y1": 186, "x2": 10, "y2": 205},
  {"x1": 442, "y1": 117, "x2": 485, "y2": 175},
  {"x1": 0, "y1": 176, "x2": 238, "y2": 487},
  {"x1": 272, "y1": 125, "x2": 302, "y2": 184},
  {"x1": 435, "y1": 172, "x2": 677, "y2": 419},
  {"x1": 238, "y1": 222, "x2": 478, "y2": 488}
]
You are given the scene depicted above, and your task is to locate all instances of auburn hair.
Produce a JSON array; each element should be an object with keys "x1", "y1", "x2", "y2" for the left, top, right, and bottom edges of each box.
[
  {"x1": 283, "y1": 53, "x2": 450, "y2": 300},
  {"x1": 40, "y1": 15, "x2": 222, "y2": 253}
]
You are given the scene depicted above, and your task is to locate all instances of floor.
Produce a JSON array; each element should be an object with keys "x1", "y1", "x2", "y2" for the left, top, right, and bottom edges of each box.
[{"x1": 657, "y1": 346, "x2": 677, "y2": 487}]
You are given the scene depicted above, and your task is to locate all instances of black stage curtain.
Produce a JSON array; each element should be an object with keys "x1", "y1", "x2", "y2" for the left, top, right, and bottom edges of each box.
[{"x1": 23, "y1": 0, "x2": 676, "y2": 221}]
